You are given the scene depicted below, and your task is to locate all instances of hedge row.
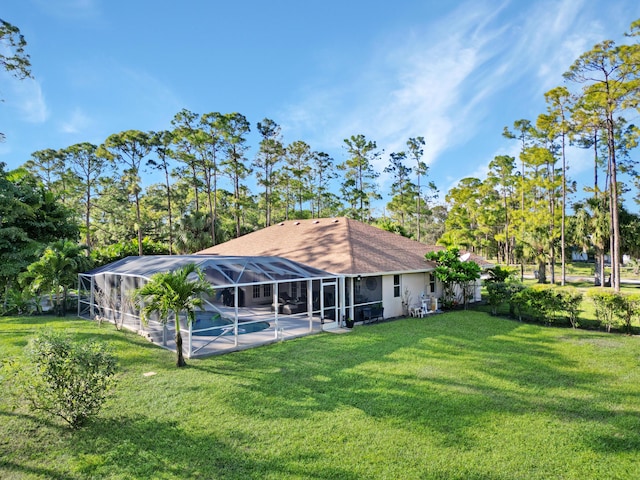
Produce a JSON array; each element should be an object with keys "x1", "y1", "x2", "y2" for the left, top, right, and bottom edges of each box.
[{"x1": 485, "y1": 282, "x2": 640, "y2": 334}]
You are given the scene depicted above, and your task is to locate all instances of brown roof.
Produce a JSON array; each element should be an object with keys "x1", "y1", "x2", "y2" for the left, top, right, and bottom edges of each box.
[{"x1": 197, "y1": 217, "x2": 445, "y2": 275}]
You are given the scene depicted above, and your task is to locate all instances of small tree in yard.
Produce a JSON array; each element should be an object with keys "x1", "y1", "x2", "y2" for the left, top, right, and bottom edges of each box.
[
  {"x1": 425, "y1": 248, "x2": 481, "y2": 309},
  {"x1": 22, "y1": 240, "x2": 93, "y2": 316},
  {"x1": 17, "y1": 330, "x2": 117, "y2": 429},
  {"x1": 588, "y1": 289, "x2": 619, "y2": 333},
  {"x1": 486, "y1": 282, "x2": 511, "y2": 315},
  {"x1": 134, "y1": 263, "x2": 213, "y2": 367},
  {"x1": 557, "y1": 287, "x2": 583, "y2": 329},
  {"x1": 485, "y1": 265, "x2": 516, "y2": 283},
  {"x1": 612, "y1": 293, "x2": 640, "y2": 335}
]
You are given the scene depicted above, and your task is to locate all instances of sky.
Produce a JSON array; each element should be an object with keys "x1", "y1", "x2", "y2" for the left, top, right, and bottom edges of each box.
[{"x1": 2, "y1": 0, "x2": 640, "y2": 215}]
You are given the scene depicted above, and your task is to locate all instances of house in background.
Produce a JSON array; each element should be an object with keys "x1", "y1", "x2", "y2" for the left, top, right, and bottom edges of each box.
[{"x1": 198, "y1": 217, "x2": 488, "y2": 324}]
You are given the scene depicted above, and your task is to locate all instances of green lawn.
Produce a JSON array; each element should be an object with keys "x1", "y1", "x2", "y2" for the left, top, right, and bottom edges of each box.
[{"x1": 1, "y1": 313, "x2": 639, "y2": 479}]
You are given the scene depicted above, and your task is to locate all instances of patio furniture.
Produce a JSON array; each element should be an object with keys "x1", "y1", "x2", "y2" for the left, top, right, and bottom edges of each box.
[{"x1": 362, "y1": 304, "x2": 384, "y2": 323}]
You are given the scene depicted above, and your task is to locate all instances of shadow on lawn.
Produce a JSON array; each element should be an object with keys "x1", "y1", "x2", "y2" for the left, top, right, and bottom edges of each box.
[
  {"x1": 67, "y1": 414, "x2": 362, "y2": 480},
  {"x1": 0, "y1": 409, "x2": 81, "y2": 480},
  {"x1": 1, "y1": 389, "x2": 360, "y2": 480},
  {"x1": 198, "y1": 312, "x2": 640, "y2": 454}
]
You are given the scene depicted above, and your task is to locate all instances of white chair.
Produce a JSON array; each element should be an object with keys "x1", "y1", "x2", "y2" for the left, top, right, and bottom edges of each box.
[{"x1": 421, "y1": 299, "x2": 430, "y2": 315}]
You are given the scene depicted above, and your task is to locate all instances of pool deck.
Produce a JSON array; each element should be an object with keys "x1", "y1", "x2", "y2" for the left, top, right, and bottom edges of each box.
[{"x1": 139, "y1": 305, "x2": 341, "y2": 358}]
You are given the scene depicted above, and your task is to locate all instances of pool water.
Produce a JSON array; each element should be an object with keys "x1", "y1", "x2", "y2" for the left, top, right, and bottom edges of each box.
[{"x1": 192, "y1": 313, "x2": 270, "y2": 336}]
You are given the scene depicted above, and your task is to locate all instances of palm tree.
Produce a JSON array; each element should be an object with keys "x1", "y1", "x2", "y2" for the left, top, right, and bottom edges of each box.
[
  {"x1": 174, "y1": 211, "x2": 214, "y2": 254},
  {"x1": 134, "y1": 264, "x2": 213, "y2": 367},
  {"x1": 23, "y1": 240, "x2": 93, "y2": 315},
  {"x1": 572, "y1": 195, "x2": 610, "y2": 286}
]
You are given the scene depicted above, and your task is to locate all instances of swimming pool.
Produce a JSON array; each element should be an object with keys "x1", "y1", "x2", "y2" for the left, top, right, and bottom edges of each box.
[{"x1": 192, "y1": 313, "x2": 270, "y2": 336}]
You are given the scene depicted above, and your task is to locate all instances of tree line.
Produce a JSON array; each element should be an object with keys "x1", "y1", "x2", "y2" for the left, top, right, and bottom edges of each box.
[
  {"x1": 18, "y1": 117, "x2": 438, "y2": 254},
  {"x1": 444, "y1": 19, "x2": 640, "y2": 291}
]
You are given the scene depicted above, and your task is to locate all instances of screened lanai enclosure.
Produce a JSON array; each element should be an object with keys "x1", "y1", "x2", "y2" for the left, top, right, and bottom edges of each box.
[{"x1": 78, "y1": 255, "x2": 343, "y2": 357}]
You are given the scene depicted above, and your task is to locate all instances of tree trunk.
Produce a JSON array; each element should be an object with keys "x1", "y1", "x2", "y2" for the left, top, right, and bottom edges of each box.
[
  {"x1": 164, "y1": 167, "x2": 173, "y2": 255},
  {"x1": 537, "y1": 259, "x2": 547, "y2": 284},
  {"x1": 135, "y1": 190, "x2": 143, "y2": 256},
  {"x1": 175, "y1": 330, "x2": 187, "y2": 367},
  {"x1": 85, "y1": 185, "x2": 91, "y2": 250}
]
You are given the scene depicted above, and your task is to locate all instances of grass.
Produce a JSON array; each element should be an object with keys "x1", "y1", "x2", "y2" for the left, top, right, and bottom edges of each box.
[
  {"x1": 1, "y1": 313, "x2": 640, "y2": 479},
  {"x1": 507, "y1": 260, "x2": 640, "y2": 281}
]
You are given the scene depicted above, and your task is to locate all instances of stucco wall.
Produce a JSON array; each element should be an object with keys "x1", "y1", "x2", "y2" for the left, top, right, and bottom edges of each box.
[{"x1": 381, "y1": 272, "x2": 439, "y2": 317}]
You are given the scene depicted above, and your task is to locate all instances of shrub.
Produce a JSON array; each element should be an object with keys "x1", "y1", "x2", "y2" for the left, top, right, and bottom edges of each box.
[
  {"x1": 511, "y1": 285, "x2": 582, "y2": 327},
  {"x1": 485, "y1": 265, "x2": 517, "y2": 283},
  {"x1": 505, "y1": 282, "x2": 526, "y2": 318},
  {"x1": 612, "y1": 293, "x2": 640, "y2": 335},
  {"x1": 486, "y1": 282, "x2": 511, "y2": 315},
  {"x1": 18, "y1": 330, "x2": 117, "y2": 429},
  {"x1": 587, "y1": 289, "x2": 619, "y2": 332},
  {"x1": 556, "y1": 287, "x2": 583, "y2": 329}
]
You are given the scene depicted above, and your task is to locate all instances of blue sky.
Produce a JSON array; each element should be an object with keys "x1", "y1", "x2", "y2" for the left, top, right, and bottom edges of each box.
[{"x1": 2, "y1": 0, "x2": 640, "y2": 214}]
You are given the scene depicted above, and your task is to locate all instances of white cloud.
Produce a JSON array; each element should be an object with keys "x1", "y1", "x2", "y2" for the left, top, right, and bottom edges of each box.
[
  {"x1": 33, "y1": 0, "x2": 102, "y2": 20},
  {"x1": 60, "y1": 107, "x2": 91, "y2": 134},
  {"x1": 280, "y1": 0, "x2": 640, "y2": 206},
  {"x1": 7, "y1": 76, "x2": 49, "y2": 123},
  {"x1": 282, "y1": 1, "x2": 508, "y2": 167}
]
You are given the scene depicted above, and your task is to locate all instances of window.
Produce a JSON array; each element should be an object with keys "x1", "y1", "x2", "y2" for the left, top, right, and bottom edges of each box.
[
  {"x1": 429, "y1": 273, "x2": 436, "y2": 293},
  {"x1": 263, "y1": 284, "x2": 272, "y2": 297},
  {"x1": 252, "y1": 285, "x2": 261, "y2": 299},
  {"x1": 393, "y1": 274, "x2": 400, "y2": 297}
]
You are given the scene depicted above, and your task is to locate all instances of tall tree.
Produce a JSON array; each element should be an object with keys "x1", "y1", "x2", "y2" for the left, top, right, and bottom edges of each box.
[
  {"x1": 541, "y1": 86, "x2": 573, "y2": 285},
  {"x1": 198, "y1": 112, "x2": 225, "y2": 244},
  {"x1": 254, "y1": 118, "x2": 284, "y2": 226},
  {"x1": 171, "y1": 109, "x2": 202, "y2": 212},
  {"x1": 0, "y1": 19, "x2": 31, "y2": 79},
  {"x1": 384, "y1": 151, "x2": 414, "y2": 227},
  {"x1": 442, "y1": 177, "x2": 484, "y2": 251},
  {"x1": 407, "y1": 137, "x2": 427, "y2": 241},
  {"x1": 519, "y1": 144, "x2": 561, "y2": 283},
  {"x1": 91, "y1": 175, "x2": 135, "y2": 247},
  {"x1": 23, "y1": 149, "x2": 64, "y2": 191},
  {"x1": 219, "y1": 113, "x2": 251, "y2": 238},
  {"x1": 63, "y1": 142, "x2": 109, "y2": 251},
  {"x1": 310, "y1": 151, "x2": 338, "y2": 218},
  {"x1": 99, "y1": 130, "x2": 153, "y2": 256},
  {"x1": 135, "y1": 264, "x2": 213, "y2": 367},
  {"x1": 486, "y1": 155, "x2": 518, "y2": 264},
  {"x1": 503, "y1": 119, "x2": 535, "y2": 279},
  {"x1": 147, "y1": 131, "x2": 176, "y2": 254},
  {"x1": 1, "y1": 18, "x2": 32, "y2": 142},
  {"x1": 570, "y1": 92, "x2": 608, "y2": 194},
  {"x1": 564, "y1": 38, "x2": 639, "y2": 291},
  {"x1": 339, "y1": 134, "x2": 381, "y2": 222},
  {"x1": 285, "y1": 140, "x2": 313, "y2": 214}
]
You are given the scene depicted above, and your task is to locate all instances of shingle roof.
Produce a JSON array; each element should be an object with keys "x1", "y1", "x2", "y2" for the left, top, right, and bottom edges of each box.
[{"x1": 197, "y1": 217, "x2": 446, "y2": 275}]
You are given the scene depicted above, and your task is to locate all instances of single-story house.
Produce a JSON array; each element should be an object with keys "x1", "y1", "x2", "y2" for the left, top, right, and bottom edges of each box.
[
  {"x1": 78, "y1": 217, "x2": 489, "y2": 357},
  {"x1": 198, "y1": 217, "x2": 489, "y2": 324}
]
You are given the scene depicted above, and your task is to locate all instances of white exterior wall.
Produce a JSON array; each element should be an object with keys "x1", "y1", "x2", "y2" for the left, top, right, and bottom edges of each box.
[
  {"x1": 355, "y1": 270, "x2": 484, "y2": 320},
  {"x1": 381, "y1": 272, "x2": 439, "y2": 318},
  {"x1": 382, "y1": 275, "x2": 403, "y2": 317}
]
